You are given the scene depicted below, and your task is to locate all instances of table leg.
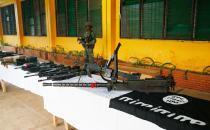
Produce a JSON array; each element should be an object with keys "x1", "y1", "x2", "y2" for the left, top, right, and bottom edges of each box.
[
  {"x1": 64, "y1": 120, "x2": 72, "y2": 130},
  {"x1": 53, "y1": 115, "x2": 59, "y2": 127},
  {"x1": 1, "y1": 80, "x2": 6, "y2": 93}
]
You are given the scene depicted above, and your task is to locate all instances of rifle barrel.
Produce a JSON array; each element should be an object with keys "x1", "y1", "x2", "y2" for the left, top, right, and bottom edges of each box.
[
  {"x1": 43, "y1": 82, "x2": 107, "y2": 88},
  {"x1": 24, "y1": 74, "x2": 38, "y2": 78}
]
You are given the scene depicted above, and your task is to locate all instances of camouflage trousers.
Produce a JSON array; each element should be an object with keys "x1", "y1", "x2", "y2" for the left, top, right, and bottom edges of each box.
[{"x1": 84, "y1": 48, "x2": 94, "y2": 63}]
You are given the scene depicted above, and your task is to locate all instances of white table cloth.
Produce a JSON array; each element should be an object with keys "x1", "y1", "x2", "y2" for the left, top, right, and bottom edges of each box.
[{"x1": 0, "y1": 62, "x2": 164, "y2": 130}]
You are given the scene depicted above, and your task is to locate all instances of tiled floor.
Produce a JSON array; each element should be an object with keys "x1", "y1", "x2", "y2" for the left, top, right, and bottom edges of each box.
[
  {"x1": 0, "y1": 83, "x2": 65, "y2": 130},
  {"x1": 175, "y1": 87, "x2": 210, "y2": 101},
  {"x1": 0, "y1": 83, "x2": 209, "y2": 130}
]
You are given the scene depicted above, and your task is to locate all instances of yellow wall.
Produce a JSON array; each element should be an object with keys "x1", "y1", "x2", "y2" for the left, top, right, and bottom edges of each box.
[
  {"x1": 0, "y1": 0, "x2": 210, "y2": 72},
  {"x1": 53, "y1": 0, "x2": 109, "y2": 58},
  {"x1": 2, "y1": 35, "x2": 19, "y2": 46},
  {"x1": 115, "y1": 0, "x2": 210, "y2": 72},
  {"x1": 22, "y1": 36, "x2": 49, "y2": 49}
]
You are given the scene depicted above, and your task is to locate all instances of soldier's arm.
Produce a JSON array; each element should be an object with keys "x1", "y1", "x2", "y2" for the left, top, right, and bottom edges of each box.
[{"x1": 89, "y1": 32, "x2": 96, "y2": 46}]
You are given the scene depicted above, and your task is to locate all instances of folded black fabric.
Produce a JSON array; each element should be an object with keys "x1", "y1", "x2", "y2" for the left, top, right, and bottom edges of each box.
[{"x1": 109, "y1": 91, "x2": 210, "y2": 130}]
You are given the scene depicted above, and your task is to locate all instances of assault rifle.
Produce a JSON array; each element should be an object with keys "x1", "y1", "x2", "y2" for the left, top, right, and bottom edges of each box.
[
  {"x1": 38, "y1": 66, "x2": 82, "y2": 82},
  {"x1": 21, "y1": 61, "x2": 56, "y2": 72},
  {"x1": 24, "y1": 64, "x2": 65, "y2": 78},
  {"x1": 77, "y1": 38, "x2": 86, "y2": 48},
  {"x1": 44, "y1": 43, "x2": 175, "y2": 93},
  {"x1": 16, "y1": 56, "x2": 37, "y2": 66},
  {"x1": 0, "y1": 51, "x2": 15, "y2": 59},
  {"x1": 39, "y1": 70, "x2": 86, "y2": 82}
]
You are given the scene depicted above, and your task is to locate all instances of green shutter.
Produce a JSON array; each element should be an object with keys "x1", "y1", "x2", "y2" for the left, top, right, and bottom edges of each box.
[
  {"x1": 28, "y1": 0, "x2": 35, "y2": 36},
  {"x1": 195, "y1": 0, "x2": 210, "y2": 41},
  {"x1": 56, "y1": 0, "x2": 67, "y2": 36},
  {"x1": 142, "y1": 0, "x2": 164, "y2": 39},
  {"x1": 77, "y1": 0, "x2": 88, "y2": 37},
  {"x1": 67, "y1": 0, "x2": 77, "y2": 37},
  {"x1": 1, "y1": 5, "x2": 17, "y2": 35},
  {"x1": 89, "y1": 0, "x2": 102, "y2": 37},
  {"x1": 166, "y1": 0, "x2": 193, "y2": 40},
  {"x1": 21, "y1": 1, "x2": 27, "y2": 35},
  {"x1": 40, "y1": 0, "x2": 47, "y2": 36},
  {"x1": 120, "y1": 0, "x2": 140, "y2": 38},
  {"x1": 21, "y1": 0, "x2": 35, "y2": 36},
  {"x1": 1, "y1": 7, "x2": 7, "y2": 34},
  {"x1": 33, "y1": 0, "x2": 41, "y2": 36},
  {"x1": 10, "y1": 5, "x2": 17, "y2": 35}
]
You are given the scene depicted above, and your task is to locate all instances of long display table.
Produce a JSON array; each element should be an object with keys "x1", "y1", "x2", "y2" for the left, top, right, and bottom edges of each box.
[{"x1": 0, "y1": 63, "x2": 164, "y2": 130}]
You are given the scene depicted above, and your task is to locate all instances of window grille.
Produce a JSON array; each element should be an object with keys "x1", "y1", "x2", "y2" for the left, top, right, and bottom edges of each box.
[
  {"x1": 56, "y1": 0, "x2": 102, "y2": 37},
  {"x1": 77, "y1": 0, "x2": 88, "y2": 37},
  {"x1": 142, "y1": 0, "x2": 164, "y2": 39},
  {"x1": 0, "y1": 4, "x2": 17, "y2": 35},
  {"x1": 21, "y1": 0, "x2": 47, "y2": 36},
  {"x1": 56, "y1": 0, "x2": 68, "y2": 36},
  {"x1": 88, "y1": 0, "x2": 102, "y2": 38},
  {"x1": 166, "y1": 0, "x2": 193, "y2": 40},
  {"x1": 120, "y1": 0, "x2": 210, "y2": 41},
  {"x1": 195, "y1": 0, "x2": 210, "y2": 41},
  {"x1": 120, "y1": 0, "x2": 140, "y2": 38}
]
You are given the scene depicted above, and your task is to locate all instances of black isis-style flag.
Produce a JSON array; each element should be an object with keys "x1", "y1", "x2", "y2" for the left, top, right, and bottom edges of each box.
[{"x1": 110, "y1": 91, "x2": 210, "y2": 130}]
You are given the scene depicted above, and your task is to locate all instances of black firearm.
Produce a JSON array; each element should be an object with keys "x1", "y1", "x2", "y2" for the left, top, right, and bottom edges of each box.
[
  {"x1": 38, "y1": 67, "x2": 82, "y2": 82},
  {"x1": 0, "y1": 51, "x2": 15, "y2": 59},
  {"x1": 20, "y1": 61, "x2": 55, "y2": 71},
  {"x1": 40, "y1": 71, "x2": 86, "y2": 82},
  {"x1": 44, "y1": 43, "x2": 175, "y2": 93},
  {"x1": 77, "y1": 38, "x2": 86, "y2": 48},
  {"x1": 64, "y1": 43, "x2": 141, "y2": 80},
  {"x1": 24, "y1": 64, "x2": 65, "y2": 78},
  {"x1": 16, "y1": 56, "x2": 37, "y2": 66},
  {"x1": 43, "y1": 76, "x2": 171, "y2": 93}
]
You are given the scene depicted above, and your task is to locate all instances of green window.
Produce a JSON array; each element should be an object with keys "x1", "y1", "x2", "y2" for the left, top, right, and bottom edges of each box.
[
  {"x1": 21, "y1": 0, "x2": 46, "y2": 36},
  {"x1": 142, "y1": 0, "x2": 164, "y2": 39},
  {"x1": 0, "y1": 4, "x2": 17, "y2": 35},
  {"x1": 67, "y1": 0, "x2": 77, "y2": 36},
  {"x1": 55, "y1": 0, "x2": 102, "y2": 37},
  {"x1": 77, "y1": 0, "x2": 88, "y2": 37},
  {"x1": 195, "y1": 0, "x2": 210, "y2": 41},
  {"x1": 121, "y1": 0, "x2": 164, "y2": 39},
  {"x1": 120, "y1": 0, "x2": 210, "y2": 41},
  {"x1": 166, "y1": 0, "x2": 193, "y2": 40},
  {"x1": 56, "y1": 0, "x2": 77, "y2": 37},
  {"x1": 120, "y1": 0, "x2": 140, "y2": 38},
  {"x1": 88, "y1": 0, "x2": 102, "y2": 38},
  {"x1": 56, "y1": 0, "x2": 68, "y2": 36}
]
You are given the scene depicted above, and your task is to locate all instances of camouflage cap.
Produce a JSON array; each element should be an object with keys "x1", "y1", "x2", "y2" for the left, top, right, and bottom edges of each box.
[{"x1": 85, "y1": 22, "x2": 93, "y2": 28}]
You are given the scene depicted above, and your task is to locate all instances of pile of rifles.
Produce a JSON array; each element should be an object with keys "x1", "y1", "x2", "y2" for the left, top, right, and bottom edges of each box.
[
  {"x1": 1, "y1": 42, "x2": 175, "y2": 93},
  {"x1": 0, "y1": 51, "x2": 16, "y2": 59},
  {"x1": 22, "y1": 61, "x2": 84, "y2": 82}
]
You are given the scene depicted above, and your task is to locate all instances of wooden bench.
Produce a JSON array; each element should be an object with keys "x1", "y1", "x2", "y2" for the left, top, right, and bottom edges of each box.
[{"x1": 110, "y1": 65, "x2": 160, "y2": 79}]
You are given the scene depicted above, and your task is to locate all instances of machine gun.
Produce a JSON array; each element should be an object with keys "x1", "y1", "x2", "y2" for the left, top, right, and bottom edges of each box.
[
  {"x1": 64, "y1": 43, "x2": 141, "y2": 80},
  {"x1": 43, "y1": 76, "x2": 172, "y2": 93},
  {"x1": 44, "y1": 43, "x2": 175, "y2": 93}
]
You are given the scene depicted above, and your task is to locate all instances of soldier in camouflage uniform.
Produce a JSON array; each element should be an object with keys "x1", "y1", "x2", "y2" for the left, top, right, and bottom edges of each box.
[{"x1": 81, "y1": 22, "x2": 96, "y2": 63}]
